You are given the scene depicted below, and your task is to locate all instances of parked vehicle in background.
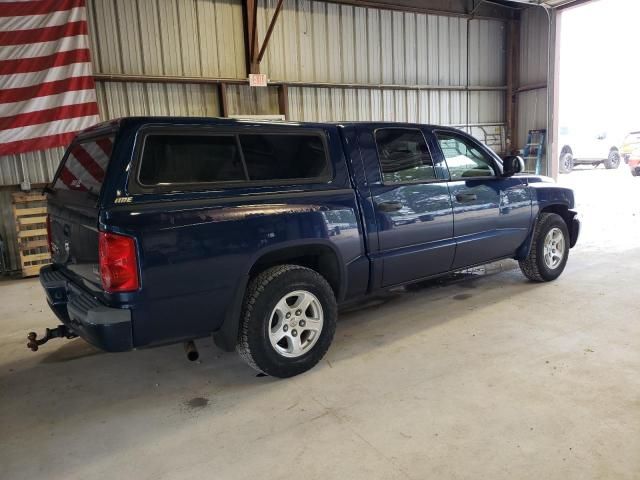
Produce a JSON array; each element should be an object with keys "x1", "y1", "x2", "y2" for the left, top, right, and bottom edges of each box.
[
  {"x1": 621, "y1": 131, "x2": 640, "y2": 164},
  {"x1": 33, "y1": 118, "x2": 580, "y2": 378},
  {"x1": 558, "y1": 127, "x2": 621, "y2": 173},
  {"x1": 628, "y1": 150, "x2": 640, "y2": 177}
]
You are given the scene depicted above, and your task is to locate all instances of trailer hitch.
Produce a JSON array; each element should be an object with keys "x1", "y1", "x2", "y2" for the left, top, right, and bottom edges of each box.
[{"x1": 27, "y1": 325, "x2": 77, "y2": 352}]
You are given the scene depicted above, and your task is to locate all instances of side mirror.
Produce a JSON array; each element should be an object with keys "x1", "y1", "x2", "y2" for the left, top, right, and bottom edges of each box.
[{"x1": 503, "y1": 155, "x2": 525, "y2": 177}]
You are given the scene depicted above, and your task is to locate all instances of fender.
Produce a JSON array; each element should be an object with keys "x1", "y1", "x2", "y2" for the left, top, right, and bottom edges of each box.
[
  {"x1": 514, "y1": 181, "x2": 578, "y2": 260},
  {"x1": 213, "y1": 239, "x2": 349, "y2": 352}
]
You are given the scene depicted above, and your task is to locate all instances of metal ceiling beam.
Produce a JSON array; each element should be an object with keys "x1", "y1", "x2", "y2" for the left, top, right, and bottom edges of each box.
[
  {"x1": 312, "y1": 0, "x2": 517, "y2": 20},
  {"x1": 256, "y1": 0, "x2": 285, "y2": 64},
  {"x1": 243, "y1": 0, "x2": 285, "y2": 74}
]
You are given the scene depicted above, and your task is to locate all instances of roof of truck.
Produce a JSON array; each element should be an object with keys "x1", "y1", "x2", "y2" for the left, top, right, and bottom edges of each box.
[{"x1": 81, "y1": 116, "x2": 464, "y2": 135}]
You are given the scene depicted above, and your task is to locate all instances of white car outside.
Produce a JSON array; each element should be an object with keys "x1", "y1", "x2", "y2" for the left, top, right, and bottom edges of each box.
[{"x1": 558, "y1": 128, "x2": 621, "y2": 173}]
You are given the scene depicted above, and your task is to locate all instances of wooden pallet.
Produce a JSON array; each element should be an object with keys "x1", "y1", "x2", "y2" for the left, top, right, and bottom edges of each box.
[{"x1": 12, "y1": 192, "x2": 50, "y2": 277}]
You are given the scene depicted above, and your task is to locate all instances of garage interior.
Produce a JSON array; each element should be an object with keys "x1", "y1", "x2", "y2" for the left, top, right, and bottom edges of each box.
[{"x1": 1, "y1": 0, "x2": 639, "y2": 479}]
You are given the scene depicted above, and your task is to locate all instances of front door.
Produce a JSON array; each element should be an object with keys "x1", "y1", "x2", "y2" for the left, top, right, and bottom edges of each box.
[
  {"x1": 432, "y1": 130, "x2": 532, "y2": 269},
  {"x1": 359, "y1": 126, "x2": 455, "y2": 287}
]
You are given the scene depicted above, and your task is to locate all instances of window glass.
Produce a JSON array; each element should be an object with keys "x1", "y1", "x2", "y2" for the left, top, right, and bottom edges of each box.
[
  {"x1": 53, "y1": 136, "x2": 114, "y2": 194},
  {"x1": 436, "y1": 133, "x2": 497, "y2": 179},
  {"x1": 139, "y1": 135, "x2": 245, "y2": 185},
  {"x1": 239, "y1": 134, "x2": 329, "y2": 181},
  {"x1": 374, "y1": 129, "x2": 436, "y2": 183}
]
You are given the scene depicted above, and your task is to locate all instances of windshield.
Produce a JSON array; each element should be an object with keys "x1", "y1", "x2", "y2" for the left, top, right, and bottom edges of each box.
[{"x1": 52, "y1": 135, "x2": 114, "y2": 194}]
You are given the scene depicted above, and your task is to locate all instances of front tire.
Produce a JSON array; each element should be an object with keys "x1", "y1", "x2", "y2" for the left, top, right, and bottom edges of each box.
[
  {"x1": 604, "y1": 150, "x2": 621, "y2": 169},
  {"x1": 519, "y1": 213, "x2": 570, "y2": 282},
  {"x1": 236, "y1": 265, "x2": 337, "y2": 378}
]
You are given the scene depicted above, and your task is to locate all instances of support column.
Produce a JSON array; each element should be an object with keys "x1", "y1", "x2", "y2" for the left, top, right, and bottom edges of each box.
[
  {"x1": 242, "y1": 0, "x2": 284, "y2": 75},
  {"x1": 243, "y1": 0, "x2": 260, "y2": 74},
  {"x1": 218, "y1": 83, "x2": 229, "y2": 117},
  {"x1": 278, "y1": 84, "x2": 289, "y2": 119},
  {"x1": 506, "y1": 19, "x2": 519, "y2": 155},
  {"x1": 549, "y1": 9, "x2": 562, "y2": 180}
]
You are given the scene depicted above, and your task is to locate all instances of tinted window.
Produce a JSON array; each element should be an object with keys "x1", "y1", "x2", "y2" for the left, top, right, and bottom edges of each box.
[
  {"x1": 53, "y1": 135, "x2": 114, "y2": 194},
  {"x1": 139, "y1": 135, "x2": 245, "y2": 185},
  {"x1": 374, "y1": 129, "x2": 436, "y2": 183},
  {"x1": 239, "y1": 134, "x2": 329, "y2": 181},
  {"x1": 436, "y1": 132, "x2": 497, "y2": 179}
]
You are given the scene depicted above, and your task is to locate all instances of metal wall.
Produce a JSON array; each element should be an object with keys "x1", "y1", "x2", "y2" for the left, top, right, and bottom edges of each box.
[
  {"x1": 257, "y1": 0, "x2": 506, "y2": 127},
  {"x1": 516, "y1": 7, "x2": 550, "y2": 155},
  {"x1": 257, "y1": 0, "x2": 507, "y2": 86},
  {"x1": 0, "y1": 147, "x2": 65, "y2": 187},
  {"x1": 287, "y1": 87, "x2": 504, "y2": 124},
  {"x1": 96, "y1": 81, "x2": 221, "y2": 118},
  {"x1": 0, "y1": 0, "x2": 242, "y2": 189},
  {"x1": 0, "y1": 0, "x2": 511, "y2": 270},
  {"x1": 88, "y1": 0, "x2": 246, "y2": 78},
  {"x1": 0, "y1": 187, "x2": 21, "y2": 272},
  {"x1": 0, "y1": 0, "x2": 509, "y2": 188},
  {"x1": 226, "y1": 85, "x2": 281, "y2": 116}
]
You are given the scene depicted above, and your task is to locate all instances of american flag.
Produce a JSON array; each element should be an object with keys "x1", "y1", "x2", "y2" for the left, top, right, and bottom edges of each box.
[{"x1": 0, "y1": 0, "x2": 99, "y2": 156}]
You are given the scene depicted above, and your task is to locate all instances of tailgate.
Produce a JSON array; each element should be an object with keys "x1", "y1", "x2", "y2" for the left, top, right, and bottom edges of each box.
[{"x1": 48, "y1": 135, "x2": 114, "y2": 293}]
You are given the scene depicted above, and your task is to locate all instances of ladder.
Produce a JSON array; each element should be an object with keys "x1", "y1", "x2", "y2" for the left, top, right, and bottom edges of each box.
[{"x1": 523, "y1": 129, "x2": 546, "y2": 175}]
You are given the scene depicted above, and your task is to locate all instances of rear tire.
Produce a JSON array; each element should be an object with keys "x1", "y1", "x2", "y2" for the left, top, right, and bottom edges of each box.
[
  {"x1": 631, "y1": 168, "x2": 638, "y2": 177},
  {"x1": 236, "y1": 265, "x2": 337, "y2": 378},
  {"x1": 559, "y1": 152, "x2": 574, "y2": 174},
  {"x1": 604, "y1": 150, "x2": 621, "y2": 169},
  {"x1": 519, "y1": 213, "x2": 570, "y2": 282}
]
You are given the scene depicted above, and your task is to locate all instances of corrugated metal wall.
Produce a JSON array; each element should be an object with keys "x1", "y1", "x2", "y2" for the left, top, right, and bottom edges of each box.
[
  {"x1": 258, "y1": 1, "x2": 505, "y2": 87},
  {"x1": 262, "y1": 1, "x2": 467, "y2": 84},
  {"x1": 517, "y1": 7, "x2": 549, "y2": 155},
  {"x1": 88, "y1": 0, "x2": 246, "y2": 78},
  {"x1": 258, "y1": 0, "x2": 506, "y2": 127},
  {"x1": 96, "y1": 81, "x2": 221, "y2": 118},
  {"x1": 0, "y1": 0, "x2": 243, "y2": 189},
  {"x1": 0, "y1": 0, "x2": 509, "y2": 188},
  {"x1": 226, "y1": 85, "x2": 281, "y2": 116},
  {"x1": 519, "y1": 7, "x2": 549, "y2": 87},
  {"x1": 0, "y1": 0, "x2": 512, "y2": 271},
  {"x1": 0, "y1": 188, "x2": 21, "y2": 272},
  {"x1": 288, "y1": 88, "x2": 504, "y2": 124}
]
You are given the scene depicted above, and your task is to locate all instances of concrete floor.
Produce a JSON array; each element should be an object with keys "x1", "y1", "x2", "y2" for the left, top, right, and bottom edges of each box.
[{"x1": 1, "y1": 166, "x2": 639, "y2": 480}]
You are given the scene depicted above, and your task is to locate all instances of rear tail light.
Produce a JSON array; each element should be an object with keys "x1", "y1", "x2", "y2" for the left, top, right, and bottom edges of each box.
[
  {"x1": 46, "y1": 214, "x2": 53, "y2": 255},
  {"x1": 98, "y1": 231, "x2": 139, "y2": 293}
]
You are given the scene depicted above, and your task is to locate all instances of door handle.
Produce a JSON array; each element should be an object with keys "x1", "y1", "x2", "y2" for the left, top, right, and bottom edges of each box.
[
  {"x1": 455, "y1": 192, "x2": 477, "y2": 202},
  {"x1": 376, "y1": 201, "x2": 403, "y2": 212}
]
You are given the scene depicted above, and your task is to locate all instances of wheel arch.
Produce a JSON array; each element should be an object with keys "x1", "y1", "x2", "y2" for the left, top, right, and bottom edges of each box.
[
  {"x1": 515, "y1": 203, "x2": 579, "y2": 260},
  {"x1": 213, "y1": 241, "x2": 346, "y2": 352},
  {"x1": 247, "y1": 242, "x2": 345, "y2": 301}
]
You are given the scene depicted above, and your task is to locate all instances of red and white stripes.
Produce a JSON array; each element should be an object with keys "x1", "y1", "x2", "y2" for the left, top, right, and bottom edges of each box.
[
  {"x1": 54, "y1": 135, "x2": 112, "y2": 191},
  {"x1": 0, "y1": 0, "x2": 99, "y2": 156}
]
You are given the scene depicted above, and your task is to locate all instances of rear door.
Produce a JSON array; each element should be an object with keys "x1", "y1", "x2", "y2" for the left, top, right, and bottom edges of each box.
[
  {"x1": 432, "y1": 130, "x2": 531, "y2": 269},
  {"x1": 48, "y1": 133, "x2": 115, "y2": 293},
  {"x1": 357, "y1": 125, "x2": 455, "y2": 287}
]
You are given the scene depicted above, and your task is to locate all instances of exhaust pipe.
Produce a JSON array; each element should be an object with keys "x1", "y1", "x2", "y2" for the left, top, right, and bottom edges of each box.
[{"x1": 184, "y1": 340, "x2": 199, "y2": 361}]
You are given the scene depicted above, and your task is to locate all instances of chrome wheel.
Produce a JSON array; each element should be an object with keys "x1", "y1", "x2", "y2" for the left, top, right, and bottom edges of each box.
[
  {"x1": 543, "y1": 227, "x2": 565, "y2": 270},
  {"x1": 609, "y1": 151, "x2": 620, "y2": 168},
  {"x1": 560, "y1": 152, "x2": 573, "y2": 173},
  {"x1": 268, "y1": 290, "x2": 324, "y2": 358}
]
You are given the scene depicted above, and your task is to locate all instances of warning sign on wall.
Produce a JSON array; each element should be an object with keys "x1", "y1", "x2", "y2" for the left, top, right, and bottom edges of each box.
[{"x1": 248, "y1": 74, "x2": 268, "y2": 87}]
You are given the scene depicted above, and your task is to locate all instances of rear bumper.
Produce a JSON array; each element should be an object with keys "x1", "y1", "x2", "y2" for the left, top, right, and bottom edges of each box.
[{"x1": 40, "y1": 265, "x2": 133, "y2": 352}]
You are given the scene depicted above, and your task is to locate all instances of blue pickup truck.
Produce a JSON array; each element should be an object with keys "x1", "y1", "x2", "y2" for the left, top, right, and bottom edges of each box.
[{"x1": 33, "y1": 117, "x2": 579, "y2": 377}]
